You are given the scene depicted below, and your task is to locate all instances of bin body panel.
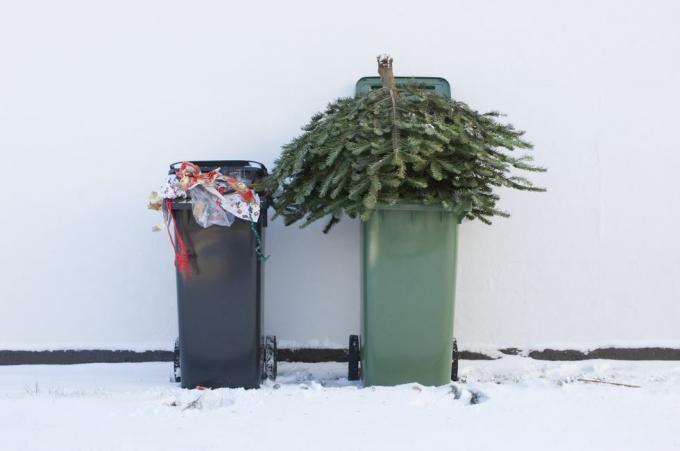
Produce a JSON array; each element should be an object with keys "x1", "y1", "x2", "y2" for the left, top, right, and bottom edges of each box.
[
  {"x1": 361, "y1": 205, "x2": 458, "y2": 386},
  {"x1": 174, "y1": 207, "x2": 263, "y2": 389}
]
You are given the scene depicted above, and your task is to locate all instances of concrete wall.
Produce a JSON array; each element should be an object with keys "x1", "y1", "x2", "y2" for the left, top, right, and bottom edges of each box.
[{"x1": 1, "y1": 0, "x2": 679, "y2": 351}]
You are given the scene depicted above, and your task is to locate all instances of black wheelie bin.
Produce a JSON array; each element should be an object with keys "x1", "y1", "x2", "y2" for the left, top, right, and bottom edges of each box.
[{"x1": 169, "y1": 160, "x2": 276, "y2": 389}]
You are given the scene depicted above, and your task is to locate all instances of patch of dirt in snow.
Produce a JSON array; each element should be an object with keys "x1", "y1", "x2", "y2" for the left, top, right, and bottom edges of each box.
[{"x1": 458, "y1": 356, "x2": 680, "y2": 389}]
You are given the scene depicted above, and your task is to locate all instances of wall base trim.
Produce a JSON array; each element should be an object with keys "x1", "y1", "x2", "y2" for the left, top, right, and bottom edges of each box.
[
  {"x1": 2, "y1": 347, "x2": 680, "y2": 365},
  {"x1": 0, "y1": 350, "x2": 172, "y2": 365},
  {"x1": 523, "y1": 347, "x2": 680, "y2": 361}
]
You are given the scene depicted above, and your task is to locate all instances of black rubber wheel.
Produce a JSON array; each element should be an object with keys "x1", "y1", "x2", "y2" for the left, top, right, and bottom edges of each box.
[
  {"x1": 264, "y1": 335, "x2": 277, "y2": 380},
  {"x1": 173, "y1": 337, "x2": 181, "y2": 383},
  {"x1": 451, "y1": 338, "x2": 459, "y2": 382},
  {"x1": 348, "y1": 334, "x2": 360, "y2": 381}
]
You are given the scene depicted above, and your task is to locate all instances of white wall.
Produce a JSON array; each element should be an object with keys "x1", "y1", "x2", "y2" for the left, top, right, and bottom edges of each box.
[{"x1": 1, "y1": 0, "x2": 679, "y2": 352}]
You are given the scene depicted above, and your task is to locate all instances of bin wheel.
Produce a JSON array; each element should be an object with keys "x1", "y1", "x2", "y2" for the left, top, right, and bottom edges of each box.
[
  {"x1": 173, "y1": 338, "x2": 181, "y2": 383},
  {"x1": 348, "y1": 334, "x2": 360, "y2": 381},
  {"x1": 451, "y1": 338, "x2": 459, "y2": 382},
  {"x1": 264, "y1": 335, "x2": 277, "y2": 380}
]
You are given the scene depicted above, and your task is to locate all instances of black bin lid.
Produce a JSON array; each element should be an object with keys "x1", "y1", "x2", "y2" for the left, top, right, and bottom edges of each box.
[{"x1": 168, "y1": 160, "x2": 268, "y2": 186}]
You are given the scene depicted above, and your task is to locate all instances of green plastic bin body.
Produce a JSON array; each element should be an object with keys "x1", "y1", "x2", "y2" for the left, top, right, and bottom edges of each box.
[
  {"x1": 356, "y1": 76, "x2": 456, "y2": 386},
  {"x1": 361, "y1": 205, "x2": 460, "y2": 386}
]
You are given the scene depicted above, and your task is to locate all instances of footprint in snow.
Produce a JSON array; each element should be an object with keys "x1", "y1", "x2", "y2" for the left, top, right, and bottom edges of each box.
[{"x1": 449, "y1": 384, "x2": 488, "y2": 405}]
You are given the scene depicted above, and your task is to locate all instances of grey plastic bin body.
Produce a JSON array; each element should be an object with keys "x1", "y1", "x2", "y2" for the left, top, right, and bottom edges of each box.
[{"x1": 171, "y1": 160, "x2": 267, "y2": 389}]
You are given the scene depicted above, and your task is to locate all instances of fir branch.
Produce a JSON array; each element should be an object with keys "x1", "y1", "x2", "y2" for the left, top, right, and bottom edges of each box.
[{"x1": 264, "y1": 57, "x2": 545, "y2": 232}]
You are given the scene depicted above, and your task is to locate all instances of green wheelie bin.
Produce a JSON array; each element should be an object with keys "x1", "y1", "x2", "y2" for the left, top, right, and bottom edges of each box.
[{"x1": 348, "y1": 77, "x2": 462, "y2": 386}]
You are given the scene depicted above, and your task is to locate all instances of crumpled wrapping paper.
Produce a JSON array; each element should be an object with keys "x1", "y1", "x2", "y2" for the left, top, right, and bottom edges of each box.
[{"x1": 154, "y1": 162, "x2": 261, "y2": 227}]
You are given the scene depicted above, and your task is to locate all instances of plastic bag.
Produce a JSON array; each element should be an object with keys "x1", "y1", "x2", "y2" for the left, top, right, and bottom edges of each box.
[{"x1": 189, "y1": 185, "x2": 235, "y2": 228}]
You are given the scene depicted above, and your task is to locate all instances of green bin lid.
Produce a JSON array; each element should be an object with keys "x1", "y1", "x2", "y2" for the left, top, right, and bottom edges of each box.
[{"x1": 355, "y1": 76, "x2": 451, "y2": 98}]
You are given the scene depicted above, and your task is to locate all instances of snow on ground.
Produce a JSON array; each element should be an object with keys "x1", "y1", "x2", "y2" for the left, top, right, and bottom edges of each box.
[{"x1": 1, "y1": 357, "x2": 679, "y2": 451}]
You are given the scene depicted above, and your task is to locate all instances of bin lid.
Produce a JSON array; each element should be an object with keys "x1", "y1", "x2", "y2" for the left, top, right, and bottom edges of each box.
[
  {"x1": 355, "y1": 76, "x2": 451, "y2": 98},
  {"x1": 168, "y1": 160, "x2": 268, "y2": 188}
]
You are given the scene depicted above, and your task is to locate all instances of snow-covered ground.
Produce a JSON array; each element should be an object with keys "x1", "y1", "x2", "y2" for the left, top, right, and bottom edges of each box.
[{"x1": 1, "y1": 357, "x2": 679, "y2": 451}]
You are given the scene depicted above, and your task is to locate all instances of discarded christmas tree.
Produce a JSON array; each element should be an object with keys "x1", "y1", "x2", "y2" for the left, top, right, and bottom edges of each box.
[{"x1": 265, "y1": 56, "x2": 545, "y2": 232}]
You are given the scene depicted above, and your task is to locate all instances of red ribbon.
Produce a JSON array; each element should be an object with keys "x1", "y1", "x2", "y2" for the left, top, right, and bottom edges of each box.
[
  {"x1": 175, "y1": 162, "x2": 219, "y2": 191},
  {"x1": 225, "y1": 176, "x2": 256, "y2": 204},
  {"x1": 174, "y1": 161, "x2": 256, "y2": 204},
  {"x1": 164, "y1": 199, "x2": 192, "y2": 278}
]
